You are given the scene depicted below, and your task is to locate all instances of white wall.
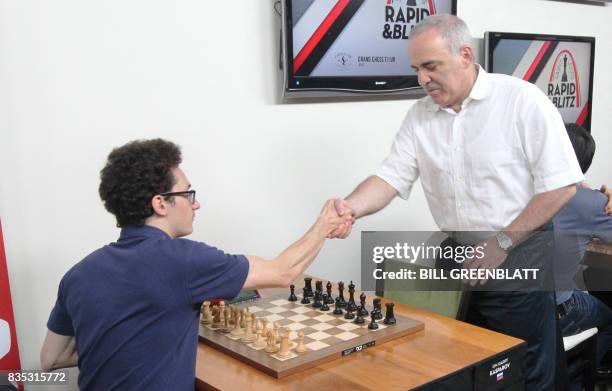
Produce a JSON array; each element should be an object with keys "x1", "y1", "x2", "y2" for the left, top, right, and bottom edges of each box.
[{"x1": 0, "y1": 0, "x2": 610, "y2": 389}]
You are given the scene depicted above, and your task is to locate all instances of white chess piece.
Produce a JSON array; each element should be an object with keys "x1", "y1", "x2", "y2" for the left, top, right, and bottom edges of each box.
[{"x1": 0, "y1": 319, "x2": 11, "y2": 359}]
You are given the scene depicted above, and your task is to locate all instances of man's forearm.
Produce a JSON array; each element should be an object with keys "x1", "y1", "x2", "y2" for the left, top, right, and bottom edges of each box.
[
  {"x1": 504, "y1": 184, "x2": 577, "y2": 245},
  {"x1": 345, "y1": 176, "x2": 398, "y2": 219}
]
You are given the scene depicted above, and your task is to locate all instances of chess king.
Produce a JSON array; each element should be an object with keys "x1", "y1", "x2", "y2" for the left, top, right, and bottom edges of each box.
[{"x1": 40, "y1": 139, "x2": 351, "y2": 391}]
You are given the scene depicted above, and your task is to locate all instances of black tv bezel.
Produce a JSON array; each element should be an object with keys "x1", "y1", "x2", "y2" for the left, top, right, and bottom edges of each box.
[
  {"x1": 485, "y1": 31, "x2": 595, "y2": 132},
  {"x1": 282, "y1": 0, "x2": 458, "y2": 97}
]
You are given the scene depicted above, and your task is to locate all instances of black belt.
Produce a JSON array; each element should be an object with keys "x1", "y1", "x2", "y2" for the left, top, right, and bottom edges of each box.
[{"x1": 557, "y1": 295, "x2": 575, "y2": 318}]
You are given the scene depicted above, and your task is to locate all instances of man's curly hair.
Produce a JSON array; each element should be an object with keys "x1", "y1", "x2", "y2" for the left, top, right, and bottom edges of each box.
[{"x1": 99, "y1": 139, "x2": 182, "y2": 227}]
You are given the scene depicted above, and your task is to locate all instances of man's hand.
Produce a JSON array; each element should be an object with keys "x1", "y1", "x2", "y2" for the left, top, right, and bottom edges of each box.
[
  {"x1": 317, "y1": 199, "x2": 353, "y2": 238},
  {"x1": 600, "y1": 184, "x2": 612, "y2": 215},
  {"x1": 326, "y1": 199, "x2": 355, "y2": 239},
  {"x1": 462, "y1": 237, "x2": 508, "y2": 287}
]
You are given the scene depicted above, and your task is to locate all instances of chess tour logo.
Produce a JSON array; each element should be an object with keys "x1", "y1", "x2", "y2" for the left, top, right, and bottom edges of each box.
[
  {"x1": 547, "y1": 50, "x2": 581, "y2": 109},
  {"x1": 490, "y1": 357, "x2": 511, "y2": 382},
  {"x1": 382, "y1": 0, "x2": 435, "y2": 40}
]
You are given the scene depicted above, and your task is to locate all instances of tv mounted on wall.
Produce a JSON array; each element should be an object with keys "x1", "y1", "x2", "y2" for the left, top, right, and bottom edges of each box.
[
  {"x1": 485, "y1": 31, "x2": 595, "y2": 132},
  {"x1": 281, "y1": 0, "x2": 457, "y2": 98}
]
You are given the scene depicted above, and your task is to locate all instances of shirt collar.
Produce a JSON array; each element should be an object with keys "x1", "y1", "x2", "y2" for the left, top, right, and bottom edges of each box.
[
  {"x1": 424, "y1": 64, "x2": 491, "y2": 113},
  {"x1": 119, "y1": 224, "x2": 171, "y2": 241}
]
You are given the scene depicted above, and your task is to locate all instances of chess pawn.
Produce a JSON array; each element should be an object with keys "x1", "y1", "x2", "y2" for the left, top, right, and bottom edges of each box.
[
  {"x1": 212, "y1": 306, "x2": 224, "y2": 330},
  {"x1": 295, "y1": 331, "x2": 307, "y2": 353},
  {"x1": 372, "y1": 298, "x2": 383, "y2": 320},
  {"x1": 231, "y1": 310, "x2": 245, "y2": 337},
  {"x1": 251, "y1": 313, "x2": 257, "y2": 334},
  {"x1": 359, "y1": 292, "x2": 369, "y2": 316},
  {"x1": 288, "y1": 284, "x2": 298, "y2": 301},
  {"x1": 264, "y1": 330, "x2": 279, "y2": 353},
  {"x1": 333, "y1": 297, "x2": 343, "y2": 315},
  {"x1": 344, "y1": 307, "x2": 355, "y2": 320},
  {"x1": 320, "y1": 294, "x2": 330, "y2": 311},
  {"x1": 221, "y1": 308, "x2": 232, "y2": 333},
  {"x1": 240, "y1": 309, "x2": 248, "y2": 328},
  {"x1": 277, "y1": 329, "x2": 292, "y2": 358},
  {"x1": 368, "y1": 312, "x2": 379, "y2": 330},
  {"x1": 254, "y1": 321, "x2": 266, "y2": 348},
  {"x1": 241, "y1": 316, "x2": 256, "y2": 343},
  {"x1": 261, "y1": 319, "x2": 269, "y2": 335},
  {"x1": 354, "y1": 313, "x2": 365, "y2": 325}
]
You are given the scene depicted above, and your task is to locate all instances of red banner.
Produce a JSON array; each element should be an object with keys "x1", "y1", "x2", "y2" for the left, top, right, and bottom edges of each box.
[{"x1": 0, "y1": 219, "x2": 21, "y2": 372}]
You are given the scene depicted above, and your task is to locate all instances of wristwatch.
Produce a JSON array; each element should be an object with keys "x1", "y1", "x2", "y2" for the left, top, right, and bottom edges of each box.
[{"x1": 495, "y1": 232, "x2": 513, "y2": 252}]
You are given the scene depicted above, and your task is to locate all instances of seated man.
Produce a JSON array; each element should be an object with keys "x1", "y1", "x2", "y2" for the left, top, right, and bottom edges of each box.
[
  {"x1": 554, "y1": 123, "x2": 612, "y2": 375},
  {"x1": 40, "y1": 139, "x2": 350, "y2": 390}
]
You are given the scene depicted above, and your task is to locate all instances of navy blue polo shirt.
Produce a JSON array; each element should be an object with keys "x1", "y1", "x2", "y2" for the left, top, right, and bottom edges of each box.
[{"x1": 47, "y1": 225, "x2": 249, "y2": 390}]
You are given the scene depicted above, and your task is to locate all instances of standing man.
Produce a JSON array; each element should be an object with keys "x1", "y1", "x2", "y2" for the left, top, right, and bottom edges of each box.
[
  {"x1": 330, "y1": 15, "x2": 583, "y2": 390},
  {"x1": 40, "y1": 139, "x2": 349, "y2": 390}
]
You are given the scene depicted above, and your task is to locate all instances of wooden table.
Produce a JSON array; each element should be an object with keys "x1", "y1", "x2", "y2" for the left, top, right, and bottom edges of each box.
[{"x1": 195, "y1": 279, "x2": 526, "y2": 390}]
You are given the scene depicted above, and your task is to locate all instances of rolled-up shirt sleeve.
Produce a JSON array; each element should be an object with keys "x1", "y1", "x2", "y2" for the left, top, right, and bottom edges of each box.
[{"x1": 517, "y1": 84, "x2": 584, "y2": 194}]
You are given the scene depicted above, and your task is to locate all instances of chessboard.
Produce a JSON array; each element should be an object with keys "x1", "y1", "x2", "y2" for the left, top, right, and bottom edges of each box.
[{"x1": 199, "y1": 289, "x2": 423, "y2": 378}]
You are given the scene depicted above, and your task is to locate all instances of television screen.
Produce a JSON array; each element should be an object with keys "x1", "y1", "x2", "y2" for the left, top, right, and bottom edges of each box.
[
  {"x1": 282, "y1": 0, "x2": 457, "y2": 97},
  {"x1": 485, "y1": 32, "x2": 595, "y2": 131}
]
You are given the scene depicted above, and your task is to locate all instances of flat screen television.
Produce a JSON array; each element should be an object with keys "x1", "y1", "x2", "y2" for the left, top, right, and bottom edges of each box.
[
  {"x1": 485, "y1": 31, "x2": 595, "y2": 131},
  {"x1": 282, "y1": 0, "x2": 457, "y2": 98}
]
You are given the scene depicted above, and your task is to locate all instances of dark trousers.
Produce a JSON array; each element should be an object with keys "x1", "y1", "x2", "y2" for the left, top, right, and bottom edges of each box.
[
  {"x1": 468, "y1": 290, "x2": 557, "y2": 391},
  {"x1": 559, "y1": 290, "x2": 612, "y2": 365}
]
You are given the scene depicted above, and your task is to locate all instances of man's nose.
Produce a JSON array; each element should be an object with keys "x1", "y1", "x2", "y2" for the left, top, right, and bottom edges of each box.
[
  {"x1": 417, "y1": 70, "x2": 431, "y2": 87},
  {"x1": 193, "y1": 200, "x2": 201, "y2": 210}
]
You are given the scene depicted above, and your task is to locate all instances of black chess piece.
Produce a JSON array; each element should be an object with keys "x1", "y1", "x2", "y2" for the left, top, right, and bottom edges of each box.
[
  {"x1": 358, "y1": 292, "x2": 369, "y2": 316},
  {"x1": 312, "y1": 290, "x2": 322, "y2": 308},
  {"x1": 325, "y1": 281, "x2": 334, "y2": 304},
  {"x1": 315, "y1": 280, "x2": 323, "y2": 296},
  {"x1": 368, "y1": 312, "x2": 379, "y2": 330},
  {"x1": 354, "y1": 313, "x2": 365, "y2": 324},
  {"x1": 337, "y1": 281, "x2": 346, "y2": 308},
  {"x1": 304, "y1": 277, "x2": 314, "y2": 298},
  {"x1": 300, "y1": 287, "x2": 310, "y2": 304},
  {"x1": 333, "y1": 297, "x2": 343, "y2": 315},
  {"x1": 347, "y1": 281, "x2": 357, "y2": 312},
  {"x1": 372, "y1": 298, "x2": 383, "y2": 320},
  {"x1": 288, "y1": 284, "x2": 297, "y2": 302},
  {"x1": 384, "y1": 302, "x2": 396, "y2": 325},
  {"x1": 320, "y1": 294, "x2": 330, "y2": 311},
  {"x1": 344, "y1": 306, "x2": 355, "y2": 320}
]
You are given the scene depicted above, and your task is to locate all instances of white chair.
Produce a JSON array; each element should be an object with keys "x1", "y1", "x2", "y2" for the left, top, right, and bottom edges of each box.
[{"x1": 563, "y1": 327, "x2": 598, "y2": 391}]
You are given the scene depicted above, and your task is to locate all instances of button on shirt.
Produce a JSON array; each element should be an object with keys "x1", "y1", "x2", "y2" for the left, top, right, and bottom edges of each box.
[
  {"x1": 47, "y1": 225, "x2": 249, "y2": 391},
  {"x1": 377, "y1": 66, "x2": 583, "y2": 232}
]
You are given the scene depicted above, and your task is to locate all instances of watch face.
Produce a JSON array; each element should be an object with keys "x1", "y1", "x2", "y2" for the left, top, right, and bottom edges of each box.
[{"x1": 497, "y1": 233, "x2": 512, "y2": 250}]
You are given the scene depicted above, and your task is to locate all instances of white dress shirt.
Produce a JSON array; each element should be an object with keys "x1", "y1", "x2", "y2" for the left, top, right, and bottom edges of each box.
[{"x1": 377, "y1": 66, "x2": 584, "y2": 232}]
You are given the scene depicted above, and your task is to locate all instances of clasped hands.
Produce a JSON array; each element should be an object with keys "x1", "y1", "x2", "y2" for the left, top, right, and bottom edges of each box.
[{"x1": 319, "y1": 199, "x2": 355, "y2": 239}]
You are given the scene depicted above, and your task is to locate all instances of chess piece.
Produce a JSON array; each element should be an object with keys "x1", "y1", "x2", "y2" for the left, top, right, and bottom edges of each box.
[
  {"x1": 273, "y1": 321, "x2": 280, "y2": 344},
  {"x1": 315, "y1": 280, "x2": 323, "y2": 297},
  {"x1": 372, "y1": 298, "x2": 383, "y2": 320},
  {"x1": 231, "y1": 310, "x2": 245, "y2": 337},
  {"x1": 240, "y1": 308, "x2": 249, "y2": 328},
  {"x1": 320, "y1": 294, "x2": 330, "y2": 311},
  {"x1": 347, "y1": 281, "x2": 357, "y2": 312},
  {"x1": 384, "y1": 302, "x2": 396, "y2": 325},
  {"x1": 337, "y1": 281, "x2": 346, "y2": 308},
  {"x1": 277, "y1": 328, "x2": 292, "y2": 358},
  {"x1": 300, "y1": 287, "x2": 311, "y2": 304},
  {"x1": 325, "y1": 281, "x2": 334, "y2": 304},
  {"x1": 241, "y1": 315, "x2": 256, "y2": 343},
  {"x1": 211, "y1": 305, "x2": 224, "y2": 330},
  {"x1": 344, "y1": 306, "x2": 355, "y2": 320},
  {"x1": 288, "y1": 284, "x2": 298, "y2": 302},
  {"x1": 254, "y1": 321, "x2": 266, "y2": 348},
  {"x1": 201, "y1": 301, "x2": 212, "y2": 324},
  {"x1": 333, "y1": 297, "x2": 343, "y2": 315},
  {"x1": 312, "y1": 291, "x2": 322, "y2": 308},
  {"x1": 264, "y1": 330, "x2": 279, "y2": 353},
  {"x1": 368, "y1": 312, "x2": 379, "y2": 330},
  {"x1": 261, "y1": 319, "x2": 269, "y2": 336},
  {"x1": 354, "y1": 312, "x2": 365, "y2": 324},
  {"x1": 221, "y1": 308, "x2": 232, "y2": 333},
  {"x1": 304, "y1": 277, "x2": 314, "y2": 298},
  {"x1": 295, "y1": 331, "x2": 307, "y2": 353},
  {"x1": 359, "y1": 292, "x2": 369, "y2": 316},
  {"x1": 251, "y1": 313, "x2": 257, "y2": 334}
]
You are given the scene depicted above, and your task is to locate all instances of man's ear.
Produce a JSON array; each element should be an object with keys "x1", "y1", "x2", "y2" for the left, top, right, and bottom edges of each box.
[
  {"x1": 151, "y1": 195, "x2": 169, "y2": 217},
  {"x1": 459, "y1": 44, "x2": 474, "y2": 67}
]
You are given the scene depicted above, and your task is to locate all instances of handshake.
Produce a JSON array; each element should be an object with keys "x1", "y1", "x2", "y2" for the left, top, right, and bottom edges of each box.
[{"x1": 317, "y1": 199, "x2": 355, "y2": 239}]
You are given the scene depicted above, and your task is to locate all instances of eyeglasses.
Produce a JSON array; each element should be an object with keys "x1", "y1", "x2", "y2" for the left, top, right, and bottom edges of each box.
[{"x1": 161, "y1": 190, "x2": 197, "y2": 204}]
